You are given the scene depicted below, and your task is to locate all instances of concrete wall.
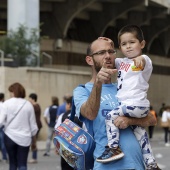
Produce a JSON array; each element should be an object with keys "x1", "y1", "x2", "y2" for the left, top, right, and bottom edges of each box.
[
  {"x1": 0, "y1": 66, "x2": 91, "y2": 140},
  {"x1": 148, "y1": 74, "x2": 170, "y2": 110}
]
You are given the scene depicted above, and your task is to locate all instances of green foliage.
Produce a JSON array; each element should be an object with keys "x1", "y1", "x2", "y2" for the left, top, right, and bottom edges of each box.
[{"x1": 0, "y1": 25, "x2": 40, "y2": 66}]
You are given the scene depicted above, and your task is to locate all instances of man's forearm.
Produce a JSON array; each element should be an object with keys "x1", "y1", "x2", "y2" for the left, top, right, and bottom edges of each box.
[
  {"x1": 128, "y1": 112, "x2": 157, "y2": 127},
  {"x1": 81, "y1": 81, "x2": 102, "y2": 120},
  {"x1": 114, "y1": 112, "x2": 157, "y2": 129}
]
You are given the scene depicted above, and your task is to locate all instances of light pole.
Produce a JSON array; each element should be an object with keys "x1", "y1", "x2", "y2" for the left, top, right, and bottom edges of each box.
[
  {"x1": 31, "y1": 50, "x2": 40, "y2": 67},
  {"x1": 0, "y1": 49, "x2": 4, "y2": 66},
  {"x1": 42, "y1": 52, "x2": 53, "y2": 66}
]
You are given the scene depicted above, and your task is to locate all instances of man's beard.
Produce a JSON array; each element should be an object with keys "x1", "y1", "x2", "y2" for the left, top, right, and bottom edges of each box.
[
  {"x1": 93, "y1": 59, "x2": 102, "y2": 73},
  {"x1": 93, "y1": 59, "x2": 114, "y2": 72}
]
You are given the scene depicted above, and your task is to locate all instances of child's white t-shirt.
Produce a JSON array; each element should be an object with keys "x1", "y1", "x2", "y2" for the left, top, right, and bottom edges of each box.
[{"x1": 115, "y1": 54, "x2": 152, "y2": 107}]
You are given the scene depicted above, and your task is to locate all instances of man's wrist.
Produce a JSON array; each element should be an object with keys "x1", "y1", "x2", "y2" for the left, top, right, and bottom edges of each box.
[
  {"x1": 128, "y1": 116, "x2": 153, "y2": 127},
  {"x1": 128, "y1": 117, "x2": 144, "y2": 127},
  {"x1": 95, "y1": 78, "x2": 102, "y2": 87},
  {"x1": 127, "y1": 117, "x2": 134, "y2": 126}
]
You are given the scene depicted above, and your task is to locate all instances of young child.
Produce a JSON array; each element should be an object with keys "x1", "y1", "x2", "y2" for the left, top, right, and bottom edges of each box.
[{"x1": 96, "y1": 25, "x2": 160, "y2": 170}]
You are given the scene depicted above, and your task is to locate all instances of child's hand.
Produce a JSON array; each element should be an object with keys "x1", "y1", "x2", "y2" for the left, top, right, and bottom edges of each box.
[{"x1": 133, "y1": 55, "x2": 145, "y2": 70}]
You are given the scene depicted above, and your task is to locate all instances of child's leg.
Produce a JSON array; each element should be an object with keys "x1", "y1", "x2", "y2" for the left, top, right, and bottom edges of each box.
[
  {"x1": 106, "y1": 105, "x2": 148, "y2": 148},
  {"x1": 132, "y1": 126, "x2": 157, "y2": 168},
  {"x1": 122, "y1": 105, "x2": 149, "y2": 118},
  {"x1": 127, "y1": 106, "x2": 157, "y2": 168},
  {"x1": 96, "y1": 105, "x2": 124, "y2": 163},
  {"x1": 105, "y1": 105, "x2": 124, "y2": 148}
]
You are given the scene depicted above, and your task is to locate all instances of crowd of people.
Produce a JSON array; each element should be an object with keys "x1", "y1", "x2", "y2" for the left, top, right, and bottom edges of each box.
[
  {"x1": 0, "y1": 24, "x2": 170, "y2": 170},
  {"x1": 0, "y1": 81, "x2": 72, "y2": 170}
]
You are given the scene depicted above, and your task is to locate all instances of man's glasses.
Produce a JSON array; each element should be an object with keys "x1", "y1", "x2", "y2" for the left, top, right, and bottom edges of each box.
[{"x1": 90, "y1": 49, "x2": 116, "y2": 57}]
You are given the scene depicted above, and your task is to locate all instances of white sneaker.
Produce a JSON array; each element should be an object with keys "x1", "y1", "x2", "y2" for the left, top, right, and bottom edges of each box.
[
  {"x1": 165, "y1": 143, "x2": 170, "y2": 147},
  {"x1": 28, "y1": 159, "x2": 37, "y2": 163}
]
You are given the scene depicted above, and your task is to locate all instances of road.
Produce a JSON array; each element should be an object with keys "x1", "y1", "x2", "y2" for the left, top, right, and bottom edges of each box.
[{"x1": 0, "y1": 131, "x2": 170, "y2": 170}]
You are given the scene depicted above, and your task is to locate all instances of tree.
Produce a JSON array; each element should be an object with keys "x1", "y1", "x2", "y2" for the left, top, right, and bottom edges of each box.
[{"x1": 0, "y1": 25, "x2": 40, "y2": 66}]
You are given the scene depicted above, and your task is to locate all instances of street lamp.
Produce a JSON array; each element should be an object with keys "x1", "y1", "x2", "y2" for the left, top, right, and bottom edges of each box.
[
  {"x1": 42, "y1": 52, "x2": 52, "y2": 66},
  {"x1": 31, "y1": 50, "x2": 40, "y2": 67},
  {"x1": 0, "y1": 49, "x2": 4, "y2": 66}
]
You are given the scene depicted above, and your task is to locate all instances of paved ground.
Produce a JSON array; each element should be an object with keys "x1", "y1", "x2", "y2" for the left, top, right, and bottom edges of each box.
[
  {"x1": 0, "y1": 141, "x2": 61, "y2": 170},
  {"x1": 149, "y1": 132, "x2": 170, "y2": 170},
  {"x1": 0, "y1": 130, "x2": 170, "y2": 170}
]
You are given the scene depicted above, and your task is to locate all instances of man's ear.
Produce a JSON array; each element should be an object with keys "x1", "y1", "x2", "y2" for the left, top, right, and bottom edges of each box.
[
  {"x1": 86, "y1": 56, "x2": 93, "y2": 66},
  {"x1": 141, "y1": 40, "x2": 146, "y2": 49}
]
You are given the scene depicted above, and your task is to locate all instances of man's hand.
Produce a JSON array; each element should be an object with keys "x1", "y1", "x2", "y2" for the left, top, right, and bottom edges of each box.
[
  {"x1": 133, "y1": 55, "x2": 145, "y2": 70},
  {"x1": 96, "y1": 61, "x2": 117, "y2": 84}
]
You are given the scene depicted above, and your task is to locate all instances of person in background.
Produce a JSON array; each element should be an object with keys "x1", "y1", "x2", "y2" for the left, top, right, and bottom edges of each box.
[
  {"x1": 55, "y1": 96, "x2": 74, "y2": 170},
  {"x1": 0, "y1": 82, "x2": 38, "y2": 170},
  {"x1": 159, "y1": 103, "x2": 166, "y2": 117},
  {"x1": 0, "y1": 93, "x2": 8, "y2": 163},
  {"x1": 43, "y1": 96, "x2": 59, "y2": 156},
  {"x1": 161, "y1": 106, "x2": 170, "y2": 147},
  {"x1": 28, "y1": 93, "x2": 42, "y2": 163},
  {"x1": 56, "y1": 94, "x2": 71, "y2": 117},
  {"x1": 73, "y1": 38, "x2": 158, "y2": 170},
  {"x1": 148, "y1": 106, "x2": 157, "y2": 139}
]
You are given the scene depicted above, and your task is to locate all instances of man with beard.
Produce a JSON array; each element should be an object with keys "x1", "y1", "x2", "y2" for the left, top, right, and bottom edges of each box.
[{"x1": 73, "y1": 38, "x2": 157, "y2": 170}]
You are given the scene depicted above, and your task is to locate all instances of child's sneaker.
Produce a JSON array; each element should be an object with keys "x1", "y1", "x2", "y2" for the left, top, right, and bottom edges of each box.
[{"x1": 96, "y1": 146, "x2": 124, "y2": 163}]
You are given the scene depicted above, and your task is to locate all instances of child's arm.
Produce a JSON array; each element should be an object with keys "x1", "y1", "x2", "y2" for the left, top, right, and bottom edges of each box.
[
  {"x1": 98, "y1": 37, "x2": 146, "y2": 70},
  {"x1": 133, "y1": 55, "x2": 146, "y2": 70}
]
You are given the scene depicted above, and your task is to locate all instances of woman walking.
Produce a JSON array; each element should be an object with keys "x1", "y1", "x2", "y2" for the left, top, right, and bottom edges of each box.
[{"x1": 0, "y1": 82, "x2": 38, "y2": 170}]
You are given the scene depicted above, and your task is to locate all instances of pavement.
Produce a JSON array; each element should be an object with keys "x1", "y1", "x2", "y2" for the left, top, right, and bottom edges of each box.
[
  {"x1": 1, "y1": 129, "x2": 170, "y2": 170},
  {"x1": 36, "y1": 140, "x2": 55, "y2": 151}
]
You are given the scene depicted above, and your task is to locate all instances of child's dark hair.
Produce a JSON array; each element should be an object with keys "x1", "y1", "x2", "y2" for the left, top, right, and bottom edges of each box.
[{"x1": 118, "y1": 25, "x2": 144, "y2": 45}]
